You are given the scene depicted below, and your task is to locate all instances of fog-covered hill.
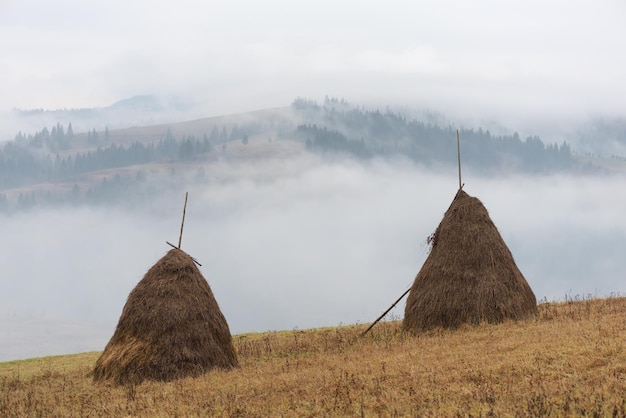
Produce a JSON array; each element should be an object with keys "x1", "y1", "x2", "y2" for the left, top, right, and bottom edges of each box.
[{"x1": 1, "y1": 97, "x2": 624, "y2": 212}]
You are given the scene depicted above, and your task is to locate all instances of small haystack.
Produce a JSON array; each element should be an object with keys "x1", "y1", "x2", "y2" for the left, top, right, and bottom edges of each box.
[
  {"x1": 402, "y1": 189, "x2": 537, "y2": 332},
  {"x1": 93, "y1": 248, "x2": 238, "y2": 385}
]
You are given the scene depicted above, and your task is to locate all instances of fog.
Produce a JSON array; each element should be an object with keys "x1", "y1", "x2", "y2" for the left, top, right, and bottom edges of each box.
[
  {"x1": 2, "y1": 0, "x2": 626, "y2": 362},
  {"x1": 1, "y1": 156, "x2": 625, "y2": 361},
  {"x1": 2, "y1": 1, "x2": 626, "y2": 141}
]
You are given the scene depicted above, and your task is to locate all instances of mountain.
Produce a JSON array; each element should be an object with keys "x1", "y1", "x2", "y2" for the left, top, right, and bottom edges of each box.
[{"x1": 11, "y1": 95, "x2": 195, "y2": 134}]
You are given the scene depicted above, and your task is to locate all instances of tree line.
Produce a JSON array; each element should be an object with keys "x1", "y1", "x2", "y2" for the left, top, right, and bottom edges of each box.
[
  {"x1": 0, "y1": 132, "x2": 213, "y2": 189},
  {"x1": 0, "y1": 120, "x2": 265, "y2": 212},
  {"x1": 292, "y1": 98, "x2": 575, "y2": 173},
  {"x1": 0, "y1": 98, "x2": 589, "y2": 212},
  {"x1": 2, "y1": 169, "x2": 204, "y2": 212},
  {"x1": 0, "y1": 119, "x2": 268, "y2": 190}
]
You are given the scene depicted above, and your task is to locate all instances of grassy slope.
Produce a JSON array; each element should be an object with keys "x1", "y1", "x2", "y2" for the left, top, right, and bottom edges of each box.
[{"x1": 1, "y1": 297, "x2": 626, "y2": 417}]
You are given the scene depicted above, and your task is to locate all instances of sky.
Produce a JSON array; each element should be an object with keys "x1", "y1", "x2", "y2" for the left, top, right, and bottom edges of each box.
[{"x1": 1, "y1": 0, "x2": 625, "y2": 133}]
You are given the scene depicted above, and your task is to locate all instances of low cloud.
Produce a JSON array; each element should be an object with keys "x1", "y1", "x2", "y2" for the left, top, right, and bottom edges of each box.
[{"x1": 1, "y1": 156, "x2": 625, "y2": 361}]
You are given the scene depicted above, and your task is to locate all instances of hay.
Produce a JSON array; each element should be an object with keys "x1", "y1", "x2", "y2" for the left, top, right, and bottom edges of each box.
[
  {"x1": 93, "y1": 249, "x2": 238, "y2": 385},
  {"x1": 402, "y1": 189, "x2": 538, "y2": 332}
]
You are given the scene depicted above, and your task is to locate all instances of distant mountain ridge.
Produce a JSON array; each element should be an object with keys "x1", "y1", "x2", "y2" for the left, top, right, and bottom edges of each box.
[
  {"x1": 11, "y1": 95, "x2": 195, "y2": 133},
  {"x1": 14, "y1": 95, "x2": 163, "y2": 114}
]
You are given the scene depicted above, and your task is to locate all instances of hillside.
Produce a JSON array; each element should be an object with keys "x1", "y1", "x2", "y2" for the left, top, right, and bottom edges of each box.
[
  {"x1": 3, "y1": 97, "x2": 622, "y2": 212},
  {"x1": 0, "y1": 106, "x2": 305, "y2": 210},
  {"x1": 1, "y1": 297, "x2": 625, "y2": 416}
]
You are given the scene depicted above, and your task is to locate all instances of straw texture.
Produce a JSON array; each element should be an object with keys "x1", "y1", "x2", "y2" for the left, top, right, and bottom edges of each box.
[
  {"x1": 93, "y1": 249, "x2": 237, "y2": 384},
  {"x1": 403, "y1": 189, "x2": 538, "y2": 332}
]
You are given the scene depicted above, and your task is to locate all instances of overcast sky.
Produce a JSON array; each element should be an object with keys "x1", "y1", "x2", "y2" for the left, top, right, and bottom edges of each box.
[{"x1": 1, "y1": 0, "x2": 625, "y2": 127}]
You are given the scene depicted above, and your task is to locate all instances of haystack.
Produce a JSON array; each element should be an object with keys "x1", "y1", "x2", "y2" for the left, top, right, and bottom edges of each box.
[
  {"x1": 93, "y1": 248, "x2": 238, "y2": 385},
  {"x1": 402, "y1": 189, "x2": 537, "y2": 332}
]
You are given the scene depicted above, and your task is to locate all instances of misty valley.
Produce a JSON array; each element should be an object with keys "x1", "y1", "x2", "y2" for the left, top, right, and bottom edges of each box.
[
  {"x1": 1, "y1": 97, "x2": 625, "y2": 363},
  {"x1": 1, "y1": 97, "x2": 621, "y2": 213}
]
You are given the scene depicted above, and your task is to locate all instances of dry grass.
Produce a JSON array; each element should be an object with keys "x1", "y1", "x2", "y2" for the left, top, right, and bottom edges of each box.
[{"x1": 2, "y1": 296, "x2": 626, "y2": 417}]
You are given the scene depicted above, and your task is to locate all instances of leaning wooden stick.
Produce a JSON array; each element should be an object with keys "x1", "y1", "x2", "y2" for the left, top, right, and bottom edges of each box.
[
  {"x1": 361, "y1": 287, "x2": 412, "y2": 336},
  {"x1": 178, "y1": 191, "x2": 188, "y2": 249}
]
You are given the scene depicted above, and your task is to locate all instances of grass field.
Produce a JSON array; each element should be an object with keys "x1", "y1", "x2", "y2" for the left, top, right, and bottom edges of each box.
[{"x1": 2, "y1": 296, "x2": 626, "y2": 417}]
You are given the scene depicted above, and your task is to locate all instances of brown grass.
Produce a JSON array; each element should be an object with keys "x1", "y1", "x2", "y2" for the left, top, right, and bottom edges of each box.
[
  {"x1": 92, "y1": 249, "x2": 238, "y2": 385},
  {"x1": 2, "y1": 296, "x2": 626, "y2": 416},
  {"x1": 404, "y1": 189, "x2": 538, "y2": 332}
]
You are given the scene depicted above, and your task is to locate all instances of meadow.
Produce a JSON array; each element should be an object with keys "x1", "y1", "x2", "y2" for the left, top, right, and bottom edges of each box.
[{"x1": 1, "y1": 296, "x2": 625, "y2": 417}]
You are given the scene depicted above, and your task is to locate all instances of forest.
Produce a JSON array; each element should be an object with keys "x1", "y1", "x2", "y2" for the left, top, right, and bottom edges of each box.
[
  {"x1": 0, "y1": 98, "x2": 590, "y2": 212},
  {"x1": 293, "y1": 97, "x2": 575, "y2": 172}
]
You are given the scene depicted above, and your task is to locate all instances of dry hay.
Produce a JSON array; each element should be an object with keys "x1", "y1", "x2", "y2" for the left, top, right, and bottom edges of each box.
[
  {"x1": 403, "y1": 189, "x2": 538, "y2": 332},
  {"x1": 93, "y1": 248, "x2": 238, "y2": 385}
]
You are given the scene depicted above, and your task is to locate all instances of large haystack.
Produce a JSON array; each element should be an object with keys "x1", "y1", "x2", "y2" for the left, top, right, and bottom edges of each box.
[
  {"x1": 402, "y1": 189, "x2": 537, "y2": 332},
  {"x1": 93, "y1": 248, "x2": 238, "y2": 385}
]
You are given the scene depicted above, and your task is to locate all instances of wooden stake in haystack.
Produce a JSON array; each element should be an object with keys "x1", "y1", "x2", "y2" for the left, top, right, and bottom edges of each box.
[
  {"x1": 166, "y1": 192, "x2": 201, "y2": 265},
  {"x1": 401, "y1": 130, "x2": 538, "y2": 332},
  {"x1": 362, "y1": 130, "x2": 466, "y2": 336},
  {"x1": 179, "y1": 191, "x2": 188, "y2": 249},
  {"x1": 457, "y1": 129, "x2": 463, "y2": 190}
]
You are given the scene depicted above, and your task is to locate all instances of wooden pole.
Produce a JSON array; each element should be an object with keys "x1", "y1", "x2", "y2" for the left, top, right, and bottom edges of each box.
[
  {"x1": 457, "y1": 130, "x2": 462, "y2": 190},
  {"x1": 361, "y1": 287, "x2": 411, "y2": 336},
  {"x1": 165, "y1": 192, "x2": 202, "y2": 266},
  {"x1": 178, "y1": 192, "x2": 188, "y2": 249}
]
